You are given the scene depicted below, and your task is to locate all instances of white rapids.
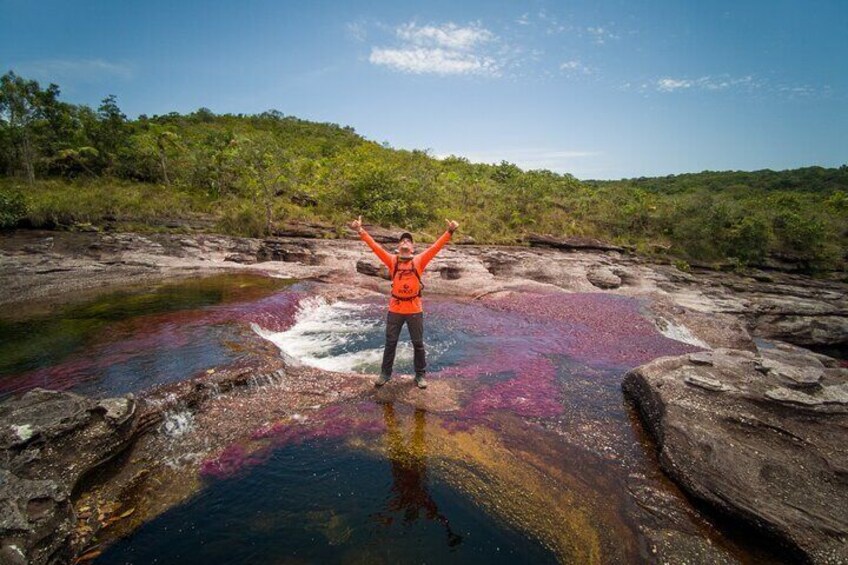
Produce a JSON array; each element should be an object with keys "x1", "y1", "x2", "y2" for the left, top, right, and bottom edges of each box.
[{"x1": 251, "y1": 297, "x2": 415, "y2": 373}]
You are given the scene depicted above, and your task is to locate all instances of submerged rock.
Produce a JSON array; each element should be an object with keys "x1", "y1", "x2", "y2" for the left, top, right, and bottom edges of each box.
[
  {"x1": 0, "y1": 389, "x2": 141, "y2": 564},
  {"x1": 623, "y1": 345, "x2": 848, "y2": 563}
]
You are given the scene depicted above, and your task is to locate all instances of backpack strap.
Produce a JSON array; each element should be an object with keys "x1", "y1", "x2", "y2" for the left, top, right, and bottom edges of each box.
[{"x1": 392, "y1": 256, "x2": 422, "y2": 283}]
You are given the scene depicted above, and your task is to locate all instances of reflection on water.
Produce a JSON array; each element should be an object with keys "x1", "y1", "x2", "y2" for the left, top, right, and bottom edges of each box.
[
  {"x1": 376, "y1": 403, "x2": 463, "y2": 548},
  {"x1": 97, "y1": 428, "x2": 556, "y2": 564}
]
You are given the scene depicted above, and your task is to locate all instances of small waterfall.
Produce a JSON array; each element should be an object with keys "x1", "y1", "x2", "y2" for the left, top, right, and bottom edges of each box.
[
  {"x1": 161, "y1": 410, "x2": 195, "y2": 438},
  {"x1": 202, "y1": 380, "x2": 221, "y2": 399},
  {"x1": 248, "y1": 369, "x2": 286, "y2": 390},
  {"x1": 653, "y1": 317, "x2": 710, "y2": 348},
  {"x1": 250, "y1": 298, "x2": 395, "y2": 372}
]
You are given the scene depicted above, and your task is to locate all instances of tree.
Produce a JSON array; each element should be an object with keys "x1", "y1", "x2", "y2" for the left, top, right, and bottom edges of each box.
[
  {"x1": 94, "y1": 95, "x2": 129, "y2": 174},
  {"x1": 156, "y1": 129, "x2": 179, "y2": 186},
  {"x1": 225, "y1": 134, "x2": 295, "y2": 235},
  {"x1": 0, "y1": 71, "x2": 61, "y2": 184},
  {"x1": 129, "y1": 123, "x2": 181, "y2": 185}
]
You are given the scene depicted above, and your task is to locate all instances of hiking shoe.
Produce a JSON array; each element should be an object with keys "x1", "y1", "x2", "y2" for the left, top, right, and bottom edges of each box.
[
  {"x1": 375, "y1": 374, "x2": 391, "y2": 387},
  {"x1": 415, "y1": 375, "x2": 428, "y2": 389}
]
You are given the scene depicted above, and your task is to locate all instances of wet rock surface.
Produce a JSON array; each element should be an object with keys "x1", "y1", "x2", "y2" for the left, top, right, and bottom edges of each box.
[
  {"x1": 623, "y1": 343, "x2": 848, "y2": 563},
  {"x1": 0, "y1": 389, "x2": 140, "y2": 564},
  {"x1": 64, "y1": 349, "x2": 374, "y2": 561}
]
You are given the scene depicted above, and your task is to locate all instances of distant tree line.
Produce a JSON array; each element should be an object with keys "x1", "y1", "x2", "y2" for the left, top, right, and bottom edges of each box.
[{"x1": 1, "y1": 71, "x2": 846, "y2": 271}]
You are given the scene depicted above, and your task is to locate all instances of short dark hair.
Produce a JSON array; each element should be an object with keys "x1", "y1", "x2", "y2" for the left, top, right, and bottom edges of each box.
[{"x1": 399, "y1": 232, "x2": 414, "y2": 243}]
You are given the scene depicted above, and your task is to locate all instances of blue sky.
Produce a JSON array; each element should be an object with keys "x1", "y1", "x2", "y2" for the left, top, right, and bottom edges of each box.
[{"x1": 2, "y1": 0, "x2": 846, "y2": 179}]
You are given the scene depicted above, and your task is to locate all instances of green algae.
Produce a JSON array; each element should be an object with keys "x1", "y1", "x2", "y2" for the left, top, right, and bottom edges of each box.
[{"x1": 0, "y1": 273, "x2": 294, "y2": 378}]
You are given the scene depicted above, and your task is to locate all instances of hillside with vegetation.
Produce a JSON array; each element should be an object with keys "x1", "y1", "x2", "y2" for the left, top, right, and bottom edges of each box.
[{"x1": 2, "y1": 71, "x2": 846, "y2": 271}]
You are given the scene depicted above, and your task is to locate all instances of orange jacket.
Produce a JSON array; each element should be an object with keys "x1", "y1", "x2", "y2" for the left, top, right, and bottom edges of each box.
[{"x1": 359, "y1": 229, "x2": 453, "y2": 314}]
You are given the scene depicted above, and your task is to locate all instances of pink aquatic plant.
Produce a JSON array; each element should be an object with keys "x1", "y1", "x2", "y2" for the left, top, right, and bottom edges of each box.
[
  {"x1": 200, "y1": 443, "x2": 273, "y2": 479},
  {"x1": 1, "y1": 288, "x2": 308, "y2": 397},
  {"x1": 424, "y1": 293, "x2": 701, "y2": 426},
  {"x1": 205, "y1": 402, "x2": 387, "y2": 480}
]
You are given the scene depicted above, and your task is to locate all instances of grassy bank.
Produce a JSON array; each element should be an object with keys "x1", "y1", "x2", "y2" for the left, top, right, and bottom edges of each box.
[{"x1": 1, "y1": 71, "x2": 846, "y2": 270}]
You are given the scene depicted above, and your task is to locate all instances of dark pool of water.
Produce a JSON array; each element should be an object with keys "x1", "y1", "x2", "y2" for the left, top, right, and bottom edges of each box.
[{"x1": 97, "y1": 437, "x2": 557, "y2": 565}]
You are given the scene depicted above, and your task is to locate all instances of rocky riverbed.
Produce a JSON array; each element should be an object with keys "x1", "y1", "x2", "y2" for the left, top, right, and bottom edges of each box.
[{"x1": 1, "y1": 228, "x2": 846, "y2": 564}]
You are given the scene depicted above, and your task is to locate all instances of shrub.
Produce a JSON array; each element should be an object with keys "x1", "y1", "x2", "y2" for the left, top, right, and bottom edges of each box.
[{"x1": 0, "y1": 190, "x2": 27, "y2": 229}]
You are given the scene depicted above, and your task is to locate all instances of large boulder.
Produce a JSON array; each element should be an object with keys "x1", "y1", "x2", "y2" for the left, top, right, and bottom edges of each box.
[
  {"x1": 586, "y1": 265, "x2": 622, "y2": 289},
  {"x1": 0, "y1": 389, "x2": 140, "y2": 564},
  {"x1": 355, "y1": 259, "x2": 390, "y2": 279},
  {"x1": 622, "y1": 344, "x2": 848, "y2": 563}
]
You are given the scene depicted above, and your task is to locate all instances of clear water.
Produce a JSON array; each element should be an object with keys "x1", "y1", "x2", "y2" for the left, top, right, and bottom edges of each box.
[
  {"x1": 98, "y1": 436, "x2": 557, "y2": 564},
  {"x1": 0, "y1": 274, "x2": 296, "y2": 398}
]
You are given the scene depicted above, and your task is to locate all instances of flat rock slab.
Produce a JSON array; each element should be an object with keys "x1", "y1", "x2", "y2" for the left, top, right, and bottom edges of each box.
[
  {"x1": 623, "y1": 346, "x2": 848, "y2": 563},
  {"x1": 527, "y1": 233, "x2": 626, "y2": 252}
]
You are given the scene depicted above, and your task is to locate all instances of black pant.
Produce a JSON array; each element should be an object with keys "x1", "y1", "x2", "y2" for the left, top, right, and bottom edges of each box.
[{"x1": 381, "y1": 312, "x2": 426, "y2": 378}]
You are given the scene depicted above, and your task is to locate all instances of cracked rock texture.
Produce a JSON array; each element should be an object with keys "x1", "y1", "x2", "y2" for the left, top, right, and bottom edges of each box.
[
  {"x1": 0, "y1": 389, "x2": 140, "y2": 564},
  {"x1": 623, "y1": 342, "x2": 848, "y2": 563}
]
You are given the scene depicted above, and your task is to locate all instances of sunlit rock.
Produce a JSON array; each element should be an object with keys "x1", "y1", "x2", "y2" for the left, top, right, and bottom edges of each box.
[
  {"x1": 624, "y1": 345, "x2": 848, "y2": 563},
  {"x1": 586, "y1": 265, "x2": 622, "y2": 289}
]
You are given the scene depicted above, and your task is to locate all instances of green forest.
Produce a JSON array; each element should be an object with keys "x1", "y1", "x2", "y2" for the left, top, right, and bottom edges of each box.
[{"x1": 2, "y1": 71, "x2": 846, "y2": 271}]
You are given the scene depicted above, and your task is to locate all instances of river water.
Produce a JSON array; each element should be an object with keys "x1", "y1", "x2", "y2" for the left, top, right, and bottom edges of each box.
[{"x1": 0, "y1": 274, "x2": 781, "y2": 563}]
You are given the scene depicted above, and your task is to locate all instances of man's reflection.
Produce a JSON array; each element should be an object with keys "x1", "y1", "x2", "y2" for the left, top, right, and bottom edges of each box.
[{"x1": 375, "y1": 402, "x2": 462, "y2": 547}]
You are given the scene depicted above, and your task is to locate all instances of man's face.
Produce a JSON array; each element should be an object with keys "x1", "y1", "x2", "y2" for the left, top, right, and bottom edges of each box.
[{"x1": 399, "y1": 238, "x2": 414, "y2": 256}]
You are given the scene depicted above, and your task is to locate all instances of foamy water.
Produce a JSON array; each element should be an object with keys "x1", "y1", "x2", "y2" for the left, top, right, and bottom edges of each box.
[
  {"x1": 251, "y1": 297, "x2": 415, "y2": 373},
  {"x1": 161, "y1": 410, "x2": 195, "y2": 438}
]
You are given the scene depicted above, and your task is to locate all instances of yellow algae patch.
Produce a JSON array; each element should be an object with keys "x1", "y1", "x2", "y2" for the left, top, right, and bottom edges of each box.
[
  {"x1": 351, "y1": 406, "x2": 607, "y2": 564},
  {"x1": 373, "y1": 379, "x2": 463, "y2": 412}
]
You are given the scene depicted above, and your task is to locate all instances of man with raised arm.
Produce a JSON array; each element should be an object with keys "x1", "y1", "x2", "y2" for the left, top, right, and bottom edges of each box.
[{"x1": 350, "y1": 216, "x2": 459, "y2": 389}]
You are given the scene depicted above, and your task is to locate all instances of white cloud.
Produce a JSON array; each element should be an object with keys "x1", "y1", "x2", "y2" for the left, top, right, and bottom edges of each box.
[
  {"x1": 657, "y1": 77, "x2": 693, "y2": 92},
  {"x1": 369, "y1": 47, "x2": 499, "y2": 76},
  {"x1": 560, "y1": 60, "x2": 593, "y2": 74},
  {"x1": 586, "y1": 26, "x2": 619, "y2": 45},
  {"x1": 346, "y1": 21, "x2": 367, "y2": 42},
  {"x1": 516, "y1": 13, "x2": 530, "y2": 26},
  {"x1": 656, "y1": 75, "x2": 760, "y2": 93},
  {"x1": 369, "y1": 21, "x2": 501, "y2": 77},
  {"x1": 12, "y1": 58, "x2": 134, "y2": 82},
  {"x1": 396, "y1": 22, "x2": 493, "y2": 50}
]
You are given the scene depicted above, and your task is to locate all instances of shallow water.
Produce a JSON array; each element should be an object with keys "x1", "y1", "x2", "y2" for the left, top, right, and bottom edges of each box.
[{"x1": 0, "y1": 274, "x2": 297, "y2": 398}]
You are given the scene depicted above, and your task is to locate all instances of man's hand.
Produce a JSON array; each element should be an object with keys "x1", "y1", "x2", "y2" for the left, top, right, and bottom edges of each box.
[
  {"x1": 446, "y1": 219, "x2": 459, "y2": 233},
  {"x1": 349, "y1": 215, "x2": 363, "y2": 232}
]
